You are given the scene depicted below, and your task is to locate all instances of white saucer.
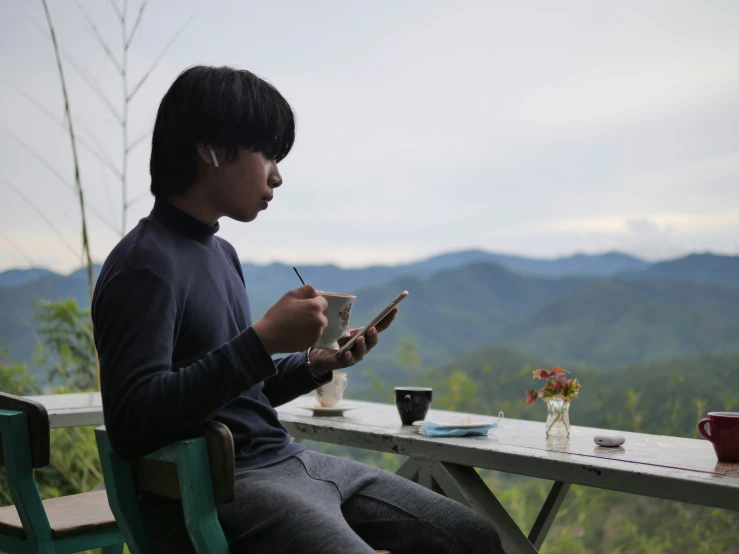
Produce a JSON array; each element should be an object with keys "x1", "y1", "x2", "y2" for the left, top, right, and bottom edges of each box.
[
  {"x1": 297, "y1": 403, "x2": 359, "y2": 416},
  {"x1": 415, "y1": 418, "x2": 495, "y2": 428}
]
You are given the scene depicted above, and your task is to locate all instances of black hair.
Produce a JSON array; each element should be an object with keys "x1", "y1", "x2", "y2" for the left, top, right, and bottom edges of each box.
[{"x1": 149, "y1": 65, "x2": 296, "y2": 197}]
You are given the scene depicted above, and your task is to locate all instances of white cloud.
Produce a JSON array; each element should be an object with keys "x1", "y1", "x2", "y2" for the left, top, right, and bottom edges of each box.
[
  {"x1": 512, "y1": 50, "x2": 739, "y2": 130},
  {"x1": 1, "y1": 0, "x2": 739, "y2": 272},
  {"x1": 542, "y1": 209, "x2": 739, "y2": 235}
]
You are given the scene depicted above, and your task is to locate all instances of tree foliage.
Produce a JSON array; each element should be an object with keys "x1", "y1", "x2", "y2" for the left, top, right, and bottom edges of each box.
[
  {"x1": 2, "y1": 300, "x2": 738, "y2": 552},
  {"x1": 34, "y1": 298, "x2": 96, "y2": 390}
]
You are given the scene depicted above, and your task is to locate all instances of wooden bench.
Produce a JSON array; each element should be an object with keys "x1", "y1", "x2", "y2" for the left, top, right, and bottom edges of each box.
[{"x1": 0, "y1": 392, "x2": 124, "y2": 554}]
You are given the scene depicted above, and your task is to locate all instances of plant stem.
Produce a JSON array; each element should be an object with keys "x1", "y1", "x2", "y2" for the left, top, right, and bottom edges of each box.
[
  {"x1": 546, "y1": 399, "x2": 570, "y2": 435},
  {"x1": 121, "y1": 0, "x2": 129, "y2": 235},
  {"x1": 41, "y1": 0, "x2": 101, "y2": 390}
]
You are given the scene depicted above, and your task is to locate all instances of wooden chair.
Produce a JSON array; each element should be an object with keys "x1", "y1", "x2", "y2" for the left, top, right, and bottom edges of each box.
[
  {"x1": 95, "y1": 422, "x2": 233, "y2": 554},
  {"x1": 95, "y1": 423, "x2": 392, "y2": 554},
  {"x1": 0, "y1": 392, "x2": 124, "y2": 554}
]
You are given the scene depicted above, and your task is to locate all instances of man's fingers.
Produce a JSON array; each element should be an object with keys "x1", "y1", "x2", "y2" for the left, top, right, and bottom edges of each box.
[
  {"x1": 375, "y1": 308, "x2": 398, "y2": 332},
  {"x1": 314, "y1": 296, "x2": 329, "y2": 312},
  {"x1": 352, "y1": 335, "x2": 368, "y2": 361},
  {"x1": 293, "y1": 284, "x2": 320, "y2": 298},
  {"x1": 365, "y1": 327, "x2": 379, "y2": 349},
  {"x1": 334, "y1": 337, "x2": 365, "y2": 365},
  {"x1": 336, "y1": 330, "x2": 357, "y2": 348},
  {"x1": 339, "y1": 350, "x2": 352, "y2": 366}
]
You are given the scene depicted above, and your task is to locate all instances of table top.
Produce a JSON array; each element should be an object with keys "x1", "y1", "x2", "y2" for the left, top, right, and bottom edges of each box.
[
  {"x1": 29, "y1": 392, "x2": 739, "y2": 510},
  {"x1": 27, "y1": 392, "x2": 104, "y2": 429},
  {"x1": 277, "y1": 397, "x2": 739, "y2": 511}
]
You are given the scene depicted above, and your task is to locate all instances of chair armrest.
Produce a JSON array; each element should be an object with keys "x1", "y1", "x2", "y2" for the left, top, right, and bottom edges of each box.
[
  {"x1": 0, "y1": 393, "x2": 50, "y2": 468},
  {"x1": 133, "y1": 421, "x2": 235, "y2": 503}
]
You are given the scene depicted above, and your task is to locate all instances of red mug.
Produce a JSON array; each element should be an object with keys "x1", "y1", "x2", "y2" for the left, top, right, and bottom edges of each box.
[{"x1": 697, "y1": 412, "x2": 739, "y2": 462}]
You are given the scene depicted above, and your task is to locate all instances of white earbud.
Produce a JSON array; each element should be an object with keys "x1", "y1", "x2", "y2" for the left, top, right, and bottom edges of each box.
[{"x1": 208, "y1": 146, "x2": 219, "y2": 168}]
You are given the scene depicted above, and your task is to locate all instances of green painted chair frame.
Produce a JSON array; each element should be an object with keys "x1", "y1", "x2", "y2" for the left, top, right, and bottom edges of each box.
[
  {"x1": 0, "y1": 393, "x2": 124, "y2": 554},
  {"x1": 95, "y1": 423, "x2": 234, "y2": 554},
  {"x1": 96, "y1": 423, "x2": 392, "y2": 554}
]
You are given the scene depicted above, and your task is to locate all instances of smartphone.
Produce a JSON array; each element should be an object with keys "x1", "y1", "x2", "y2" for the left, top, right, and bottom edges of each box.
[{"x1": 336, "y1": 290, "x2": 409, "y2": 356}]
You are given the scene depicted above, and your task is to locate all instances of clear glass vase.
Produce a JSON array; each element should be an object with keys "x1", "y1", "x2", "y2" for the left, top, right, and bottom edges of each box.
[{"x1": 546, "y1": 398, "x2": 571, "y2": 438}]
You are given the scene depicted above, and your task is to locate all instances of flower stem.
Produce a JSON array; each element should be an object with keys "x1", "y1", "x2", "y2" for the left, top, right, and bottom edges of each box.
[{"x1": 546, "y1": 399, "x2": 570, "y2": 436}]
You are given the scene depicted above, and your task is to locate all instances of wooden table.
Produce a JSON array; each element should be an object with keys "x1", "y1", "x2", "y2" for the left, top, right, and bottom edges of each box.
[
  {"x1": 27, "y1": 392, "x2": 104, "y2": 429},
  {"x1": 277, "y1": 398, "x2": 739, "y2": 554},
  {"x1": 31, "y1": 393, "x2": 739, "y2": 553}
]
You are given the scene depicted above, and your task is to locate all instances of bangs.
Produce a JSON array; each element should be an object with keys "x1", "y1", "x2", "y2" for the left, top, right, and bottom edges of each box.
[{"x1": 204, "y1": 69, "x2": 296, "y2": 163}]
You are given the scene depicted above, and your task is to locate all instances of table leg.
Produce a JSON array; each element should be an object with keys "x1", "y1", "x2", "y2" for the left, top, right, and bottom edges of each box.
[
  {"x1": 395, "y1": 456, "x2": 421, "y2": 482},
  {"x1": 527, "y1": 481, "x2": 570, "y2": 549},
  {"x1": 430, "y1": 461, "x2": 540, "y2": 554},
  {"x1": 418, "y1": 457, "x2": 446, "y2": 495}
]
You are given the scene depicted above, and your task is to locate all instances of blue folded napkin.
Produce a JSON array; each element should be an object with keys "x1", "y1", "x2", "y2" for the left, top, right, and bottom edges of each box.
[{"x1": 419, "y1": 412, "x2": 504, "y2": 438}]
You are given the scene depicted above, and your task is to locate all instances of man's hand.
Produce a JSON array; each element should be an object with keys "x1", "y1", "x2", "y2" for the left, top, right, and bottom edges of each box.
[
  {"x1": 253, "y1": 285, "x2": 329, "y2": 354},
  {"x1": 309, "y1": 308, "x2": 398, "y2": 374}
]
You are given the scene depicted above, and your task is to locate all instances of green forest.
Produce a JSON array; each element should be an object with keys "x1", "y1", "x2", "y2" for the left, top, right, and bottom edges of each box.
[{"x1": 2, "y1": 254, "x2": 739, "y2": 553}]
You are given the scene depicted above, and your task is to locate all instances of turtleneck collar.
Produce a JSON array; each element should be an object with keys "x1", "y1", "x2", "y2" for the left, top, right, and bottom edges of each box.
[{"x1": 151, "y1": 198, "x2": 219, "y2": 245}]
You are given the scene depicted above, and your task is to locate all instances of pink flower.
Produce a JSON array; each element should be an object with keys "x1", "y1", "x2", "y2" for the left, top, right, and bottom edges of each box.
[
  {"x1": 525, "y1": 365, "x2": 581, "y2": 407},
  {"x1": 549, "y1": 366, "x2": 567, "y2": 378},
  {"x1": 540, "y1": 380, "x2": 563, "y2": 400},
  {"x1": 533, "y1": 369, "x2": 550, "y2": 380}
]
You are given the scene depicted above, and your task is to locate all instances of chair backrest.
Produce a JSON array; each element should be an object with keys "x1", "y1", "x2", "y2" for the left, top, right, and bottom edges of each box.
[
  {"x1": 0, "y1": 392, "x2": 50, "y2": 468},
  {"x1": 95, "y1": 427, "x2": 159, "y2": 554},
  {"x1": 133, "y1": 421, "x2": 236, "y2": 504}
]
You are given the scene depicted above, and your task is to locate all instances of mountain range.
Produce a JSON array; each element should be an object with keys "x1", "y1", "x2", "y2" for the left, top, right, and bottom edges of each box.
[
  {"x1": 1, "y1": 249, "x2": 649, "y2": 287},
  {"x1": 1, "y1": 250, "x2": 738, "y2": 381},
  {"x1": 343, "y1": 262, "x2": 739, "y2": 383}
]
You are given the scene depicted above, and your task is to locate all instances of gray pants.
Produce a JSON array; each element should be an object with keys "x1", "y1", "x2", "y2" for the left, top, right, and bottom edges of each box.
[{"x1": 141, "y1": 449, "x2": 503, "y2": 553}]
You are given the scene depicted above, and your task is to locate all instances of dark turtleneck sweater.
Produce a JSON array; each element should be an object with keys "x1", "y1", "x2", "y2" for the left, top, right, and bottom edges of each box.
[{"x1": 91, "y1": 199, "x2": 331, "y2": 467}]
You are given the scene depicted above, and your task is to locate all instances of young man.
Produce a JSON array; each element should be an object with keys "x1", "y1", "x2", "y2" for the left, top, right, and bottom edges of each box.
[{"x1": 92, "y1": 65, "x2": 502, "y2": 554}]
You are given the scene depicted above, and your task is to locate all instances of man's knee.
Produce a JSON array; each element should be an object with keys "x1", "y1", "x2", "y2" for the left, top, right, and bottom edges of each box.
[{"x1": 230, "y1": 512, "x2": 375, "y2": 554}]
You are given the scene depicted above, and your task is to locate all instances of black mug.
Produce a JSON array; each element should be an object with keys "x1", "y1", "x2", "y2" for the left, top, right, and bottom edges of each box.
[{"x1": 395, "y1": 387, "x2": 433, "y2": 426}]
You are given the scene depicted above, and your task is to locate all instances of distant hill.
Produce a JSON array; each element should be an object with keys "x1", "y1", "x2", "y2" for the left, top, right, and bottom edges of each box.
[
  {"x1": 0, "y1": 268, "x2": 57, "y2": 287},
  {"x1": 66, "y1": 264, "x2": 103, "y2": 281},
  {"x1": 494, "y1": 278, "x2": 739, "y2": 367},
  {"x1": 3, "y1": 250, "x2": 739, "y2": 382},
  {"x1": 627, "y1": 253, "x2": 739, "y2": 287},
  {"x1": 342, "y1": 263, "x2": 594, "y2": 380},
  {"x1": 0, "y1": 271, "x2": 92, "y2": 376},
  {"x1": 472, "y1": 251, "x2": 649, "y2": 277},
  {"x1": 352, "y1": 249, "x2": 649, "y2": 278},
  {"x1": 1, "y1": 249, "x2": 648, "y2": 313},
  {"x1": 242, "y1": 250, "x2": 648, "y2": 317},
  {"x1": 342, "y1": 266, "x2": 739, "y2": 380}
]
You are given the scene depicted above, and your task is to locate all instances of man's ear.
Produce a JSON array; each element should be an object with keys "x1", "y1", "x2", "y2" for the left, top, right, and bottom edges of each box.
[{"x1": 195, "y1": 144, "x2": 219, "y2": 167}]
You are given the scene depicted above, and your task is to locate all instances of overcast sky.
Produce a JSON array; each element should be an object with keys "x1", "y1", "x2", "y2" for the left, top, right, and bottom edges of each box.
[{"x1": 1, "y1": 1, "x2": 738, "y2": 273}]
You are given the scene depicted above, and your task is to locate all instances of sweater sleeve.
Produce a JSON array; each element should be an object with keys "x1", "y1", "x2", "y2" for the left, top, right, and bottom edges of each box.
[
  {"x1": 262, "y1": 352, "x2": 333, "y2": 407},
  {"x1": 93, "y1": 268, "x2": 278, "y2": 461}
]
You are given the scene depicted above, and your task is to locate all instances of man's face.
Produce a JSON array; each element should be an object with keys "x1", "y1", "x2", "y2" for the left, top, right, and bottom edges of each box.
[{"x1": 209, "y1": 147, "x2": 283, "y2": 222}]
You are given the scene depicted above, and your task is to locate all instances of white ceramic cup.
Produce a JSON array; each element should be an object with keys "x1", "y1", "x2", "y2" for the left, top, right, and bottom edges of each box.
[
  {"x1": 315, "y1": 292, "x2": 356, "y2": 350},
  {"x1": 315, "y1": 372, "x2": 348, "y2": 407}
]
